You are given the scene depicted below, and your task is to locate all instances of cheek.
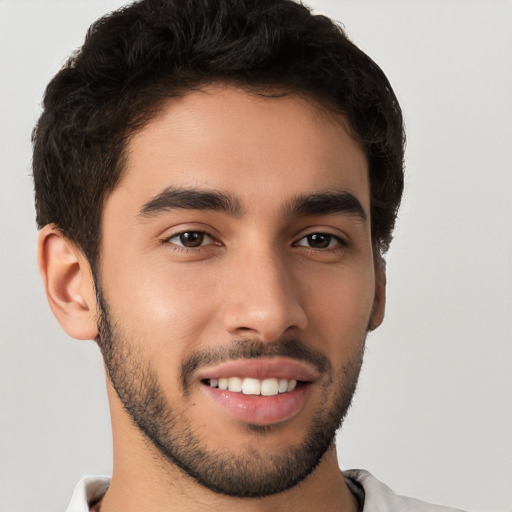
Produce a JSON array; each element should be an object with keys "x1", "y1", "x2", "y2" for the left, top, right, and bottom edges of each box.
[
  {"x1": 102, "y1": 257, "x2": 221, "y2": 367},
  {"x1": 299, "y1": 263, "x2": 375, "y2": 349}
]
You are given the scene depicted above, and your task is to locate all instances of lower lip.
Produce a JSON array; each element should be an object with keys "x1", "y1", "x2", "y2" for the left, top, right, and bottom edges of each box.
[{"x1": 200, "y1": 383, "x2": 310, "y2": 426}]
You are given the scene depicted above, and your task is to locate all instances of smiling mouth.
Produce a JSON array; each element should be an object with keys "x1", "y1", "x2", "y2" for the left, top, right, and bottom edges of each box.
[
  {"x1": 196, "y1": 358, "x2": 316, "y2": 425},
  {"x1": 203, "y1": 377, "x2": 300, "y2": 396}
]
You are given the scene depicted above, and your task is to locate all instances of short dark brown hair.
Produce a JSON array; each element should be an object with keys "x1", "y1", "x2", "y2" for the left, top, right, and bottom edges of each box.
[{"x1": 32, "y1": 0, "x2": 405, "y2": 267}]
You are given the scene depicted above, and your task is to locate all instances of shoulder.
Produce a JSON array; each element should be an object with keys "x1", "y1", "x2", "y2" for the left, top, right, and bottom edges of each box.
[
  {"x1": 65, "y1": 476, "x2": 110, "y2": 512},
  {"x1": 343, "y1": 469, "x2": 467, "y2": 512}
]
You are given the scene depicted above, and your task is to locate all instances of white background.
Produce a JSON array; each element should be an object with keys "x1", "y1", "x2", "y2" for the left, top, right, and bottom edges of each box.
[{"x1": 0, "y1": 1, "x2": 510, "y2": 511}]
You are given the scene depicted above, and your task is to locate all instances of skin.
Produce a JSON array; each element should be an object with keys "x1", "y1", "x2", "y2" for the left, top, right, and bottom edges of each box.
[{"x1": 38, "y1": 86, "x2": 385, "y2": 512}]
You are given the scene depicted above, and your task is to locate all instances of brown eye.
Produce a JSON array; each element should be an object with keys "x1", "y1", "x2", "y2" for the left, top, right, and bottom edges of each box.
[
  {"x1": 169, "y1": 231, "x2": 211, "y2": 248},
  {"x1": 296, "y1": 233, "x2": 342, "y2": 249},
  {"x1": 307, "y1": 234, "x2": 330, "y2": 248}
]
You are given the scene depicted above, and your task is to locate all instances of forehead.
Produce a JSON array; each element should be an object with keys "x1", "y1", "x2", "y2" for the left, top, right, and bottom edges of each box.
[{"x1": 110, "y1": 86, "x2": 369, "y2": 218}]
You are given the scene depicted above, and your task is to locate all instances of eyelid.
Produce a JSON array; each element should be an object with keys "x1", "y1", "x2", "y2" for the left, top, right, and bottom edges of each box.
[
  {"x1": 294, "y1": 232, "x2": 346, "y2": 249},
  {"x1": 294, "y1": 225, "x2": 349, "y2": 243},
  {"x1": 161, "y1": 228, "x2": 220, "y2": 250},
  {"x1": 170, "y1": 231, "x2": 212, "y2": 246}
]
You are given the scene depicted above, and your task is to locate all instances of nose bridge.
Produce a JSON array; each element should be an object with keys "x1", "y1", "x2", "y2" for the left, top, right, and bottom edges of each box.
[{"x1": 222, "y1": 239, "x2": 307, "y2": 341}]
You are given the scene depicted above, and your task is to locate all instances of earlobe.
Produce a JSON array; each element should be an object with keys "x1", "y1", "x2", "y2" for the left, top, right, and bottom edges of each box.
[
  {"x1": 369, "y1": 257, "x2": 386, "y2": 331},
  {"x1": 37, "y1": 224, "x2": 99, "y2": 340}
]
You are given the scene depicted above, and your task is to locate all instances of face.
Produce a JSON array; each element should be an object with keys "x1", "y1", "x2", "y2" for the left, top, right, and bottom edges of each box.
[{"x1": 96, "y1": 86, "x2": 382, "y2": 497}]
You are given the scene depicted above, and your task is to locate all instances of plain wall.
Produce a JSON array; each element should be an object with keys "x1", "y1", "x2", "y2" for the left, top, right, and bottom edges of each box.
[{"x1": 0, "y1": 1, "x2": 510, "y2": 511}]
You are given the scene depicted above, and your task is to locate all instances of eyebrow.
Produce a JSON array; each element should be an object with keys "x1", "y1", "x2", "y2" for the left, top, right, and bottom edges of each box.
[
  {"x1": 137, "y1": 186, "x2": 243, "y2": 219},
  {"x1": 137, "y1": 186, "x2": 366, "y2": 223},
  {"x1": 283, "y1": 191, "x2": 367, "y2": 221}
]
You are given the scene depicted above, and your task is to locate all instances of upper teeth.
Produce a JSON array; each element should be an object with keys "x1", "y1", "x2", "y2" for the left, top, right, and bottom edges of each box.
[{"x1": 209, "y1": 377, "x2": 297, "y2": 396}]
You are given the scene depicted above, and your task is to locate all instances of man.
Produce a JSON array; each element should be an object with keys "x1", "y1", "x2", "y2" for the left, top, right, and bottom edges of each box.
[{"x1": 32, "y1": 0, "x2": 464, "y2": 510}]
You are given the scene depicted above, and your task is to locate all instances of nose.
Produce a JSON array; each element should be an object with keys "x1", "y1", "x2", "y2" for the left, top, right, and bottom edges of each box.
[{"x1": 222, "y1": 245, "x2": 308, "y2": 342}]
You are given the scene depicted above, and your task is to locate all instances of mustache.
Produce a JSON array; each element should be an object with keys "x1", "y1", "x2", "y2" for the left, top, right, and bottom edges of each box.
[{"x1": 180, "y1": 338, "x2": 331, "y2": 391}]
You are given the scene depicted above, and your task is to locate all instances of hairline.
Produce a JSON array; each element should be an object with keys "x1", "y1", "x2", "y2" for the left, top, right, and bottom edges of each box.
[{"x1": 91, "y1": 80, "x2": 373, "y2": 270}]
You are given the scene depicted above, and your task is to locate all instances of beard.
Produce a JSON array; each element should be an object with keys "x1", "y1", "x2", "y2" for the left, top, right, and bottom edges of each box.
[{"x1": 95, "y1": 289, "x2": 366, "y2": 498}]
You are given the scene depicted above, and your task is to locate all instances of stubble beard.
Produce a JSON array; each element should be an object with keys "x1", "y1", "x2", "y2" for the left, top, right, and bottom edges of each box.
[{"x1": 95, "y1": 290, "x2": 366, "y2": 498}]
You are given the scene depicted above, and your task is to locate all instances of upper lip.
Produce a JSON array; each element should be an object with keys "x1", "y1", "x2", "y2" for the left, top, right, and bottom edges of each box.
[{"x1": 195, "y1": 357, "x2": 319, "y2": 382}]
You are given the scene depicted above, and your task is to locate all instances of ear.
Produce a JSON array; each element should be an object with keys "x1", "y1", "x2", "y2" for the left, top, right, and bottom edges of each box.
[
  {"x1": 37, "y1": 224, "x2": 98, "y2": 340},
  {"x1": 368, "y1": 256, "x2": 386, "y2": 331}
]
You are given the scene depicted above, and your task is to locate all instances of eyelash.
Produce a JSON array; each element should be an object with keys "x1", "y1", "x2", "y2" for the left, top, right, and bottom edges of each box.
[
  {"x1": 162, "y1": 231, "x2": 218, "y2": 252},
  {"x1": 162, "y1": 230, "x2": 347, "y2": 253},
  {"x1": 293, "y1": 233, "x2": 347, "y2": 252}
]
